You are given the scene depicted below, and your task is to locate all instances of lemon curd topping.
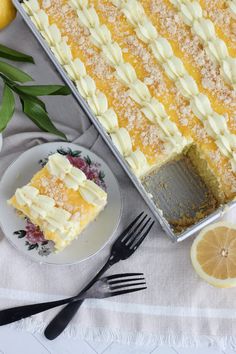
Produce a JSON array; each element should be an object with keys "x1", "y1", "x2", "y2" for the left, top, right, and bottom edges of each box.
[{"x1": 22, "y1": 0, "x2": 236, "y2": 221}]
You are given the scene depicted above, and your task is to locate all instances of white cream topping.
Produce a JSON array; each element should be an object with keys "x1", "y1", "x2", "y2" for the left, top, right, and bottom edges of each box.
[
  {"x1": 126, "y1": 150, "x2": 150, "y2": 176},
  {"x1": 111, "y1": 127, "x2": 132, "y2": 156},
  {"x1": 176, "y1": 74, "x2": 199, "y2": 99},
  {"x1": 111, "y1": 129, "x2": 150, "y2": 175},
  {"x1": 129, "y1": 79, "x2": 152, "y2": 105},
  {"x1": 47, "y1": 153, "x2": 107, "y2": 206},
  {"x1": 22, "y1": 0, "x2": 40, "y2": 12},
  {"x1": 15, "y1": 185, "x2": 80, "y2": 238},
  {"x1": 24, "y1": 0, "x2": 236, "y2": 173},
  {"x1": 23, "y1": 0, "x2": 73, "y2": 67},
  {"x1": 136, "y1": 20, "x2": 158, "y2": 44},
  {"x1": 90, "y1": 25, "x2": 112, "y2": 47},
  {"x1": 87, "y1": 92, "x2": 108, "y2": 115},
  {"x1": 150, "y1": 37, "x2": 173, "y2": 64},
  {"x1": 23, "y1": 0, "x2": 138, "y2": 166},
  {"x1": 64, "y1": 58, "x2": 87, "y2": 81},
  {"x1": 24, "y1": 0, "x2": 197, "y2": 178},
  {"x1": 119, "y1": 0, "x2": 144, "y2": 26},
  {"x1": 222, "y1": 58, "x2": 236, "y2": 89},
  {"x1": 162, "y1": 56, "x2": 185, "y2": 81},
  {"x1": 115, "y1": 62, "x2": 137, "y2": 85},
  {"x1": 112, "y1": 0, "x2": 236, "y2": 172},
  {"x1": 69, "y1": 0, "x2": 88, "y2": 9},
  {"x1": 22, "y1": 0, "x2": 151, "y2": 178},
  {"x1": 77, "y1": 7, "x2": 99, "y2": 28},
  {"x1": 79, "y1": 180, "x2": 107, "y2": 206},
  {"x1": 76, "y1": 75, "x2": 96, "y2": 98},
  {"x1": 69, "y1": 0, "x2": 187, "y2": 155},
  {"x1": 102, "y1": 42, "x2": 124, "y2": 67},
  {"x1": 97, "y1": 109, "x2": 119, "y2": 133},
  {"x1": 170, "y1": 0, "x2": 236, "y2": 90},
  {"x1": 16, "y1": 185, "x2": 40, "y2": 207},
  {"x1": 47, "y1": 153, "x2": 87, "y2": 189},
  {"x1": 228, "y1": 0, "x2": 236, "y2": 16},
  {"x1": 51, "y1": 41, "x2": 73, "y2": 65}
]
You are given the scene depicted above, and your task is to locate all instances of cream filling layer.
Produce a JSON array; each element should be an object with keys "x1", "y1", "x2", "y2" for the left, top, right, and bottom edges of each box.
[
  {"x1": 112, "y1": 0, "x2": 236, "y2": 173},
  {"x1": 22, "y1": 0, "x2": 151, "y2": 178},
  {"x1": 14, "y1": 185, "x2": 80, "y2": 240},
  {"x1": 47, "y1": 153, "x2": 107, "y2": 206},
  {"x1": 170, "y1": 0, "x2": 236, "y2": 90},
  {"x1": 68, "y1": 0, "x2": 188, "y2": 155}
]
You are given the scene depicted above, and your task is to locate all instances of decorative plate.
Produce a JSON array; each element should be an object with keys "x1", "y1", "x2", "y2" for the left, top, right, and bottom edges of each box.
[{"x1": 0, "y1": 142, "x2": 122, "y2": 265}]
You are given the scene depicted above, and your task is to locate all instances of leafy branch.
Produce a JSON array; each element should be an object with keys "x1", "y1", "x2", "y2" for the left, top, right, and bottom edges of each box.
[{"x1": 0, "y1": 44, "x2": 71, "y2": 139}]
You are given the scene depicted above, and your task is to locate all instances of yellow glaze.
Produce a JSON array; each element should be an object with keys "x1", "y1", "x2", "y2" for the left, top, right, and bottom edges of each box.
[{"x1": 22, "y1": 0, "x2": 236, "y2": 203}]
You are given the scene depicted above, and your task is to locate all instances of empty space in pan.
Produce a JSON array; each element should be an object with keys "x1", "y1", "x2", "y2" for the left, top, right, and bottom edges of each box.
[{"x1": 142, "y1": 155, "x2": 218, "y2": 234}]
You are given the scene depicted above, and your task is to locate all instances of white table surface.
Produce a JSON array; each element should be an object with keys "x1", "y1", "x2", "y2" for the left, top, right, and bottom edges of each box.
[{"x1": 0, "y1": 326, "x2": 234, "y2": 354}]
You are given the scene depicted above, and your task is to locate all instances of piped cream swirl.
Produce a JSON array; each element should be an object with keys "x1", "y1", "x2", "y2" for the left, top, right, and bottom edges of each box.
[
  {"x1": 228, "y1": 0, "x2": 236, "y2": 16},
  {"x1": 112, "y1": 0, "x2": 236, "y2": 173},
  {"x1": 15, "y1": 185, "x2": 80, "y2": 237},
  {"x1": 68, "y1": 0, "x2": 188, "y2": 155},
  {"x1": 47, "y1": 153, "x2": 107, "y2": 206},
  {"x1": 22, "y1": 0, "x2": 151, "y2": 178},
  {"x1": 170, "y1": 0, "x2": 236, "y2": 90}
]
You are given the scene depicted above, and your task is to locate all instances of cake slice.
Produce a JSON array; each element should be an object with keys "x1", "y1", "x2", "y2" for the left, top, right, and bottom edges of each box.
[{"x1": 8, "y1": 153, "x2": 107, "y2": 252}]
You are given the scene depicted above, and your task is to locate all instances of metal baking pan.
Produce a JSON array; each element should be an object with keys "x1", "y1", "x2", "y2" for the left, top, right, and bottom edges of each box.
[{"x1": 13, "y1": 0, "x2": 236, "y2": 242}]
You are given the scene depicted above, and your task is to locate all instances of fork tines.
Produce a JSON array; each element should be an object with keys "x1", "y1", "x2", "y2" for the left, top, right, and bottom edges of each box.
[
  {"x1": 104, "y1": 273, "x2": 147, "y2": 297},
  {"x1": 122, "y1": 213, "x2": 155, "y2": 249}
]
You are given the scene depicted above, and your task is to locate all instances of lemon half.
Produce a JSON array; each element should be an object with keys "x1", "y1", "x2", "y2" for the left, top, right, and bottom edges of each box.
[
  {"x1": 0, "y1": 0, "x2": 16, "y2": 30},
  {"x1": 191, "y1": 222, "x2": 236, "y2": 288}
]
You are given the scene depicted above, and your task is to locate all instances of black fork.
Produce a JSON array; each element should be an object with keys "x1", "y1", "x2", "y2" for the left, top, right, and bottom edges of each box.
[
  {"x1": 45, "y1": 212, "x2": 154, "y2": 340},
  {"x1": 0, "y1": 273, "x2": 146, "y2": 326}
]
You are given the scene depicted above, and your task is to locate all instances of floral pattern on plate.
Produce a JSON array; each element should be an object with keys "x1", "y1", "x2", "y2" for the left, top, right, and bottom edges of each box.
[{"x1": 14, "y1": 219, "x2": 55, "y2": 256}]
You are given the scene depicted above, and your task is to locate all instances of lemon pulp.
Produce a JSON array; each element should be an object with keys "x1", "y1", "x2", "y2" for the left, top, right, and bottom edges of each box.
[{"x1": 191, "y1": 222, "x2": 236, "y2": 288}]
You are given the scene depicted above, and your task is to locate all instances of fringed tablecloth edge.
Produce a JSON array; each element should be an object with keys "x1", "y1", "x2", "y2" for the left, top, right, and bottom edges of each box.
[{"x1": 8, "y1": 317, "x2": 236, "y2": 351}]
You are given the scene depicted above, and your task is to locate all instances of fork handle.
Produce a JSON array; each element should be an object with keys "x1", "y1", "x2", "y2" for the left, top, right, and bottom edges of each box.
[
  {"x1": 44, "y1": 299, "x2": 84, "y2": 339},
  {"x1": 44, "y1": 256, "x2": 117, "y2": 340},
  {"x1": 0, "y1": 297, "x2": 79, "y2": 326}
]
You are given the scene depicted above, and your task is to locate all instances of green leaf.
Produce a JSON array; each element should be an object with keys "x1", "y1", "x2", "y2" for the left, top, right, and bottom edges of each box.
[
  {"x1": 21, "y1": 97, "x2": 67, "y2": 140},
  {"x1": 16, "y1": 90, "x2": 47, "y2": 111},
  {"x1": 18, "y1": 231, "x2": 27, "y2": 239},
  {"x1": 71, "y1": 150, "x2": 81, "y2": 157},
  {"x1": 99, "y1": 171, "x2": 105, "y2": 180},
  {"x1": 13, "y1": 230, "x2": 26, "y2": 238},
  {"x1": 27, "y1": 95, "x2": 47, "y2": 111},
  {"x1": 0, "y1": 60, "x2": 33, "y2": 83},
  {"x1": 0, "y1": 84, "x2": 15, "y2": 132},
  {"x1": 0, "y1": 44, "x2": 34, "y2": 63},
  {"x1": 28, "y1": 244, "x2": 38, "y2": 250},
  {"x1": 0, "y1": 79, "x2": 47, "y2": 111},
  {"x1": 85, "y1": 155, "x2": 91, "y2": 165},
  {"x1": 57, "y1": 148, "x2": 68, "y2": 155},
  {"x1": 15, "y1": 84, "x2": 71, "y2": 96}
]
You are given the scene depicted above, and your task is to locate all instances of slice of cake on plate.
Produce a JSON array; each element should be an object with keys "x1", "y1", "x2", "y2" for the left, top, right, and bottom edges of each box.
[{"x1": 8, "y1": 153, "x2": 107, "y2": 252}]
